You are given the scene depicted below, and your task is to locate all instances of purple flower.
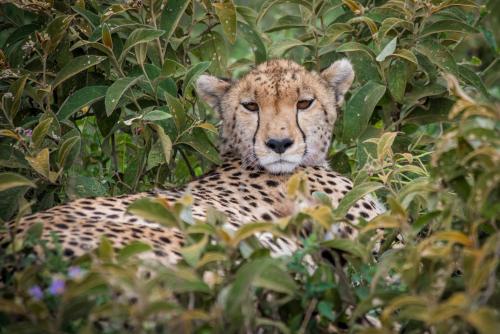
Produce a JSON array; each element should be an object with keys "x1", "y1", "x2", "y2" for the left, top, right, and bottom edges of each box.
[
  {"x1": 28, "y1": 285, "x2": 43, "y2": 301},
  {"x1": 68, "y1": 266, "x2": 83, "y2": 280},
  {"x1": 24, "y1": 129, "x2": 33, "y2": 137},
  {"x1": 49, "y1": 278, "x2": 65, "y2": 295}
]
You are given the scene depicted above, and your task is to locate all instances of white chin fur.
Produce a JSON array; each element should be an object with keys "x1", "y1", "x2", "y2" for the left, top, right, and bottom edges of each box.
[
  {"x1": 258, "y1": 153, "x2": 303, "y2": 174},
  {"x1": 263, "y1": 161, "x2": 299, "y2": 174}
]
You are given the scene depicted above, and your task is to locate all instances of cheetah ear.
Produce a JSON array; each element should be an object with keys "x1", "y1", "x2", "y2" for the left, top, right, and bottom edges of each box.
[
  {"x1": 321, "y1": 58, "x2": 355, "y2": 106},
  {"x1": 196, "y1": 74, "x2": 232, "y2": 109}
]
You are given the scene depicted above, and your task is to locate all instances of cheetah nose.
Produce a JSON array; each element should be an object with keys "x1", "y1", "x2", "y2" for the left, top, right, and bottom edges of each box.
[{"x1": 266, "y1": 138, "x2": 294, "y2": 154}]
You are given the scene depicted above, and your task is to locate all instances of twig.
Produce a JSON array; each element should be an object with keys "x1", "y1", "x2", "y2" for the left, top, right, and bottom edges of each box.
[
  {"x1": 111, "y1": 133, "x2": 120, "y2": 180},
  {"x1": 179, "y1": 148, "x2": 196, "y2": 178},
  {"x1": 299, "y1": 298, "x2": 317, "y2": 334}
]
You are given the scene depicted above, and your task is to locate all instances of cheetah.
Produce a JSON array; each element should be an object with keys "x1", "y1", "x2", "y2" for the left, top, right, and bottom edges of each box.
[{"x1": 1, "y1": 59, "x2": 383, "y2": 265}]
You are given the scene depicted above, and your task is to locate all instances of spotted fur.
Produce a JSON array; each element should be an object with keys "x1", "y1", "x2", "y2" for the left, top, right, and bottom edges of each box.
[{"x1": 1, "y1": 59, "x2": 382, "y2": 264}]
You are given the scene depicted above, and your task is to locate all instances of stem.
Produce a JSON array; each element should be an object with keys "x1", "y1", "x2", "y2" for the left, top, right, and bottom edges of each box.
[
  {"x1": 41, "y1": 54, "x2": 47, "y2": 86},
  {"x1": 132, "y1": 136, "x2": 151, "y2": 191},
  {"x1": 179, "y1": 149, "x2": 196, "y2": 178},
  {"x1": 480, "y1": 57, "x2": 499, "y2": 78},
  {"x1": 149, "y1": 1, "x2": 164, "y2": 66},
  {"x1": 298, "y1": 298, "x2": 317, "y2": 334},
  {"x1": 111, "y1": 133, "x2": 120, "y2": 181}
]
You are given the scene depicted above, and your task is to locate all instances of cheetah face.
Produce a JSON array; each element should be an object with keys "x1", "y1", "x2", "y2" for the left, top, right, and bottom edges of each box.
[{"x1": 196, "y1": 59, "x2": 354, "y2": 174}]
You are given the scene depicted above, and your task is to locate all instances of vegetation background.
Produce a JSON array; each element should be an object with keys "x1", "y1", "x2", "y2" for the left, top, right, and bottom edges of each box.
[{"x1": 0, "y1": 0, "x2": 498, "y2": 333}]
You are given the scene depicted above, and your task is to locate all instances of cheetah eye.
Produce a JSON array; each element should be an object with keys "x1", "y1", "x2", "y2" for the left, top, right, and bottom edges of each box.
[
  {"x1": 297, "y1": 99, "x2": 314, "y2": 110},
  {"x1": 241, "y1": 102, "x2": 259, "y2": 112}
]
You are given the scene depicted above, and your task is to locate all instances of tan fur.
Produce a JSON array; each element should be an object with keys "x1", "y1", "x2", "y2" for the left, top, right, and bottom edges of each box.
[
  {"x1": 197, "y1": 59, "x2": 354, "y2": 173},
  {"x1": 1, "y1": 59, "x2": 383, "y2": 266}
]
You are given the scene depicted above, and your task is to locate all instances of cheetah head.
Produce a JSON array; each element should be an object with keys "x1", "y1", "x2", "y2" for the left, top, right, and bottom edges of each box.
[{"x1": 196, "y1": 59, "x2": 354, "y2": 174}]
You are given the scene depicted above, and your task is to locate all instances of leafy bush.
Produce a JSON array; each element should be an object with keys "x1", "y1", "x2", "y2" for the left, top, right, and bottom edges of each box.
[{"x1": 0, "y1": 0, "x2": 499, "y2": 333}]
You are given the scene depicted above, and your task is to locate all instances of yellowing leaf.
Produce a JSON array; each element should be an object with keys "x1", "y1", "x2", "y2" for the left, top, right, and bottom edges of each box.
[
  {"x1": 127, "y1": 198, "x2": 178, "y2": 227},
  {"x1": 0, "y1": 129, "x2": 21, "y2": 141},
  {"x1": 196, "y1": 122, "x2": 218, "y2": 133},
  {"x1": 286, "y1": 171, "x2": 308, "y2": 198},
  {"x1": 334, "y1": 182, "x2": 384, "y2": 218},
  {"x1": 26, "y1": 148, "x2": 50, "y2": 178},
  {"x1": 0, "y1": 172, "x2": 36, "y2": 192},
  {"x1": 31, "y1": 118, "x2": 53, "y2": 149},
  {"x1": 377, "y1": 132, "x2": 398, "y2": 160},
  {"x1": 196, "y1": 251, "x2": 228, "y2": 268},
  {"x1": 181, "y1": 235, "x2": 209, "y2": 267},
  {"x1": 149, "y1": 123, "x2": 172, "y2": 163},
  {"x1": 466, "y1": 307, "x2": 500, "y2": 334},
  {"x1": 213, "y1": 1, "x2": 237, "y2": 43},
  {"x1": 230, "y1": 222, "x2": 281, "y2": 247},
  {"x1": 303, "y1": 205, "x2": 334, "y2": 229}
]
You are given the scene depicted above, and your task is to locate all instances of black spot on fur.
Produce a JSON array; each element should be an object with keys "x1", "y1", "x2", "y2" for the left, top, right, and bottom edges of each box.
[{"x1": 266, "y1": 180, "x2": 279, "y2": 187}]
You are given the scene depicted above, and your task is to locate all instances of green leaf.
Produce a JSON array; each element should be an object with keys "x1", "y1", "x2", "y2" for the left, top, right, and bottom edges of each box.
[
  {"x1": 149, "y1": 123, "x2": 172, "y2": 163},
  {"x1": 238, "y1": 21, "x2": 267, "y2": 63},
  {"x1": 160, "y1": 0, "x2": 190, "y2": 42},
  {"x1": 98, "y1": 236, "x2": 114, "y2": 262},
  {"x1": 67, "y1": 175, "x2": 107, "y2": 198},
  {"x1": 379, "y1": 17, "x2": 413, "y2": 38},
  {"x1": 420, "y1": 19, "x2": 479, "y2": 37},
  {"x1": 257, "y1": 0, "x2": 312, "y2": 23},
  {"x1": 255, "y1": 264, "x2": 298, "y2": 295},
  {"x1": 317, "y1": 301, "x2": 337, "y2": 321},
  {"x1": 319, "y1": 23, "x2": 353, "y2": 46},
  {"x1": 143, "y1": 109, "x2": 172, "y2": 122},
  {"x1": 57, "y1": 136, "x2": 81, "y2": 169},
  {"x1": 164, "y1": 93, "x2": 186, "y2": 131},
  {"x1": 256, "y1": 318, "x2": 291, "y2": 334},
  {"x1": 337, "y1": 42, "x2": 376, "y2": 59},
  {"x1": 231, "y1": 222, "x2": 278, "y2": 246},
  {"x1": 391, "y1": 49, "x2": 418, "y2": 65},
  {"x1": 127, "y1": 198, "x2": 178, "y2": 227},
  {"x1": 342, "y1": 81, "x2": 386, "y2": 143},
  {"x1": 45, "y1": 15, "x2": 73, "y2": 53},
  {"x1": 402, "y1": 83, "x2": 447, "y2": 107},
  {"x1": 0, "y1": 172, "x2": 36, "y2": 192},
  {"x1": 71, "y1": 5, "x2": 99, "y2": 28},
  {"x1": 376, "y1": 36, "x2": 397, "y2": 62},
  {"x1": 270, "y1": 39, "x2": 311, "y2": 58},
  {"x1": 333, "y1": 182, "x2": 384, "y2": 218},
  {"x1": 117, "y1": 241, "x2": 152, "y2": 262},
  {"x1": 6, "y1": 75, "x2": 28, "y2": 120},
  {"x1": 321, "y1": 239, "x2": 370, "y2": 261},
  {"x1": 387, "y1": 59, "x2": 408, "y2": 102},
  {"x1": 57, "y1": 86, "x2": 107, "y2": 121},
  {"x1": 119, "y1": 29, "x2": 165, "y2": 64},
  {"x1": 349, "y1": 52, "x2": 382, "y2": 83},
  {"x1": 31, "y1": 118, "x2": 53, "y2": 149},
  {"x1": 158, "y1": 267, "x2": 210, "y2": 293},
  {"x1": 182, "y1": 61, "x2": 211, "y2": 95},
  {"x1": 415, "y1": 40, "x2": 459, "y2": 76},
  {"x1": 161, "y1": 59, "x2": 186, "y2": 76},
  {"x1": 181, "y1": 235, "x2": 208, "y2": 267},
  {"x1": 52, "y1": 55, "x2": 107, "y2": 89},
  {"x1": 213, "y1": 1, "x2": 237, "y2": 43},
  {"x1": 179, "y1": 128, "x2": 222, "y2": 164},
  {"x1": 458, "y1": 64, "x2": 489, "y2": 97},
  {"x1": 226, "y1": 258, "x2": 296, "y2": 321},
  {"x1": 105, "y1": 76, "x2": 143, "y2": 116}
]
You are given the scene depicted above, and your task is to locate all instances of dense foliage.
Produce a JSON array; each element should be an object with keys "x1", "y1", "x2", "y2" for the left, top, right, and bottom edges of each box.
[{"x1": 0, "y1": 0, "x2": 499, "y2": 333}]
